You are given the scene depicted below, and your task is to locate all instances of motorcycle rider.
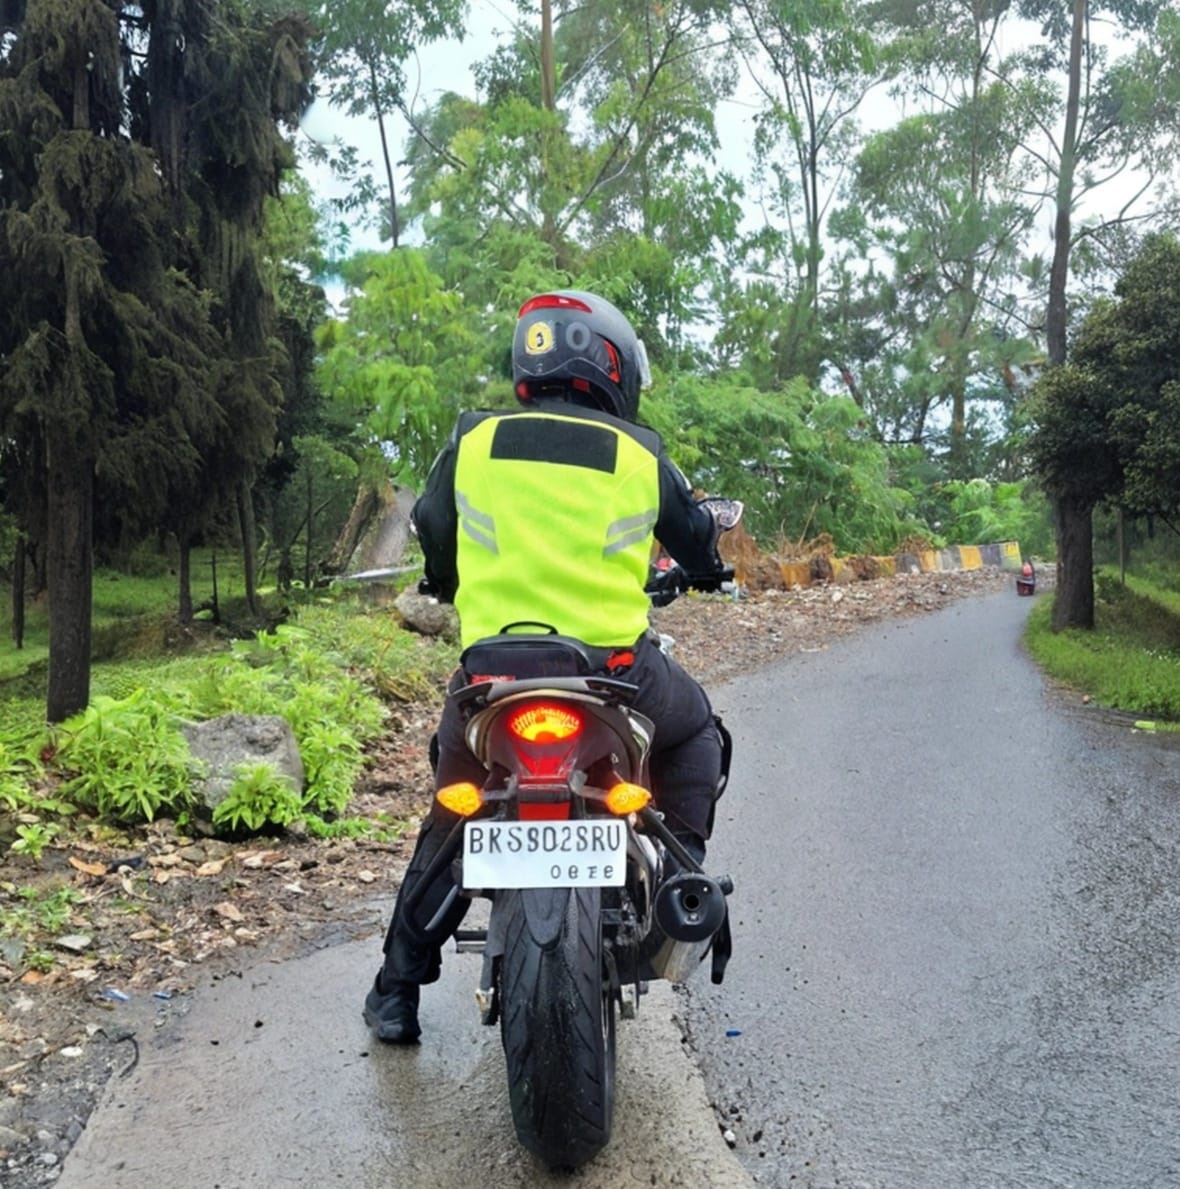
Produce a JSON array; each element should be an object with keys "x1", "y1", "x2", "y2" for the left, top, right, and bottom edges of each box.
[{"x1": 365, "y1": 289, "x2": 733, "y2": 1043}]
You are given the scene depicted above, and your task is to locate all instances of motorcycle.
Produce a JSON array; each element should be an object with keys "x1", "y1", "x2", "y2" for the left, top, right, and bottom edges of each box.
[{"x1": 403, "y1": 499, "x2": 742, "y2": 1170}]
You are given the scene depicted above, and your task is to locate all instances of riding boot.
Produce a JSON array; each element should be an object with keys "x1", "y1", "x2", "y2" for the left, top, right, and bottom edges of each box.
[{"x1": 363, "y1": 973, "x2": 421, "y2": 1045}]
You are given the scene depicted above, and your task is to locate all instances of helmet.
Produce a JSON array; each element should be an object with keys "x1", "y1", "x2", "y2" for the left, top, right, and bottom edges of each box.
[{"x1": 512, "y1": 290, "x2": 652, "y2": 422}]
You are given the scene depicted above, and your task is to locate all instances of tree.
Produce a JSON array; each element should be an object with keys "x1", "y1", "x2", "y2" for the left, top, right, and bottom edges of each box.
[
  {"x1": 295, "y1": 0, "x2": 466, "y2": 246},
  {"x1": 731, "y1": 0, "x2": 878, "y2": 383},
  {"x1": 844, "y1": 0, "x2": 1047, "y2": 474},
  {"x1": 314, "y1": 249, "x2": 484, "y2": 489},
  {"x1": 400, "y1": 0, "x2": 741, "y2": 354},
  {"x1": 1028, "y1": 234, "x2": 1180, "y2": 627},
  {"x1": 1019, "y1": 0, "x2": 1180, "y2": 626},
  {"x1": 0, "y1": 1, "x2": 313, "y2": 719}
]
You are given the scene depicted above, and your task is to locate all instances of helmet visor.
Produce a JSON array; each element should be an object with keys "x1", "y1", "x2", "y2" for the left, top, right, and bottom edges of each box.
[{"x1": 635, "y1": 338, "x2": 652, "y2": 390}]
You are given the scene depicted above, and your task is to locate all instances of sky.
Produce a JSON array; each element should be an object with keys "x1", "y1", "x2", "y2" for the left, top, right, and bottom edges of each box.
[
  {"x1": 297, "y1": 0, "x2": 759, "y2": 257},
  {"x1": 297, "y1": 3, "x2": 1152, "y2": 287}
]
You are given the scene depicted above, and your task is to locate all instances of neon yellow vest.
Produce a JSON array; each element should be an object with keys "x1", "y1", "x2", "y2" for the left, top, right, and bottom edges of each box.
[{"x1": 452, "y1": 411, "x2": 659, "y2": 648}]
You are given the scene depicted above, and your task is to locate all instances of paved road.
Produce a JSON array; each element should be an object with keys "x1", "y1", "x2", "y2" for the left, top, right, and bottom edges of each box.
[
  {"x1": 58, "y1": 891, "x2": 751, "y2": 1188},
  {"x1": 688, "y1": 588, "x2": 1180, "y2": 1187}
]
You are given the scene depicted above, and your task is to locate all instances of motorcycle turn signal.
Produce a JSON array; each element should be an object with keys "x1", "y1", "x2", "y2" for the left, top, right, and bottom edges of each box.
[{"x1": 436, "y1": 781, "x2": 484, "y2": 816}]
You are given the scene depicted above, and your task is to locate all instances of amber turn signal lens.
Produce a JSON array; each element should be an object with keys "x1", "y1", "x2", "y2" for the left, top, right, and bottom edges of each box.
[
  {"x1": 604, "y1": 782, "x2": 651, "y2": 816},
  {"x1": 436, "y1": 781, "x2": 484, "y2": 817}
]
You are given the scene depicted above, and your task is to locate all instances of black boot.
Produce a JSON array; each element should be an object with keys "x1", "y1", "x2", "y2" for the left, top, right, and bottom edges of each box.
[{"x1": 363, "y1": 973, "x2": 421, "y2": 1044}]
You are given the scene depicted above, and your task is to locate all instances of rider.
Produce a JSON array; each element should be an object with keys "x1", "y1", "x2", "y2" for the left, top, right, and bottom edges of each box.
[{"x1": 364, "y1": 289, "x2": 733, "y2": 1043}]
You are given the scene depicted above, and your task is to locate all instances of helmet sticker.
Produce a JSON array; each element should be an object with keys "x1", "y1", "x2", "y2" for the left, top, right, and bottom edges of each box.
[
  {"x1": 565, "y1": 321, "x2": 591, "y2": 351},
  {"x1": 525, "y1": 321, "x2": 555, "y2": 354}
]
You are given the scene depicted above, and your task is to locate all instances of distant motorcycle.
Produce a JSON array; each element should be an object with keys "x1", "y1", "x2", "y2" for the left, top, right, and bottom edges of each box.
[{"x1": 406, "y1": 500, "x2": 742, "y2": 1170}]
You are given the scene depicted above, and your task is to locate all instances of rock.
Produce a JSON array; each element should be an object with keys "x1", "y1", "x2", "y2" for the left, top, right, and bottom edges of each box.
[
  {"x1": 181, "y1": 714, "x2": 304, "y2": 820},
  {"x1": 394, "y1": 590, "x2": 459, "y2": 640}
]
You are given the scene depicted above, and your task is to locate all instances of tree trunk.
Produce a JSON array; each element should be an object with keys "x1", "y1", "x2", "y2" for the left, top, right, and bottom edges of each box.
[
  {"x1": 1047, "y1": 0, "x2": 1091, "y2": 630},
  {"x1": 539, "y1": 0, "x2": 558, "y2": 247},
  {"x1": 45, "y1": 449, "x2": 93, "y2": 723},
  {"x1": 12, "y1": 536, "x2": 25, "y2": 649},
  {"x1": 1051, "y1": 493, "x2": 1094, "y2": 631},
  {"x1": 237, "y1": 480, "x2": 259, "y2": 617},
  {"x1": 177, "y1": 534, "x2": 193, "y2": 624}
]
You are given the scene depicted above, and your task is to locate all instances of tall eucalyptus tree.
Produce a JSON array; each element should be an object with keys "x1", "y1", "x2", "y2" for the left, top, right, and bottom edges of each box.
[
  {"x1": 1019, "y1": 0, "x2": 1180, "y2": 626},
  {"x1": 847, "y1": 0, "x2": 1044, "y2": 473},
  {"x1": 400, "y1": 0, "x2": 740, "y2": 362},
  {"x1": 731, "y1": 0, "x2": 879, "y2": 384},
  {"x1": 295, "y1": 0, "x2": 466, "y2": 246}
]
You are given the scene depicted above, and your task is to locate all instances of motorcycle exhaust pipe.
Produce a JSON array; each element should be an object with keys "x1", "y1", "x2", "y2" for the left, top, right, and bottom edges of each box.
[
  {"x1": 654, "y1": 872, "x2": 726, "y2": 941},
  {"x1": 645, "y1": 872, "x2": 727, "y2": 983}
]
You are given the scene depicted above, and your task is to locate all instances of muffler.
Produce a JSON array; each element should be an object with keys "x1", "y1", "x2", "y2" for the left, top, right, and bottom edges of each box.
[
  {"x1": 644, "y1": 872, "x2": 727, "y2": 983},
  {"x1": 654, "y1": 872, "x2": 726, "y2": 941}
]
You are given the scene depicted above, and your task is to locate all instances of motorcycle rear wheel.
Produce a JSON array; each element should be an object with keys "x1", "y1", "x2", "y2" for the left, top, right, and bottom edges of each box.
[{"x1": 498, "y1": 886, "x2": 616, "y2": 1170}]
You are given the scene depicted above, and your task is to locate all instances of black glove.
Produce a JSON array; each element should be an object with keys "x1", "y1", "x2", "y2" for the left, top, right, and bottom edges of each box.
[
  {"x1": 683, "y1": 565, "x2": 735, "y2": 594},
  {"x1": 646, "y1": 564, "x2": 687, "y2": 607}
]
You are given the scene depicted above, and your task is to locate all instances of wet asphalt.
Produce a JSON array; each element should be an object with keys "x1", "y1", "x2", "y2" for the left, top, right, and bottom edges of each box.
[{"x1": 688, "y1": 587, "x2": 1180, "y2": 1187}]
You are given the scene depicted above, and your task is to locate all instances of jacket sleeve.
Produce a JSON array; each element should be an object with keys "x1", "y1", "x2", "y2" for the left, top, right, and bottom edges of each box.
[
  {"x1": 411, "y1": 431, "x2": 460, "y2": 602},
  {"x1": 653, "y1": 452, "x2": 723, "y2": 579}
]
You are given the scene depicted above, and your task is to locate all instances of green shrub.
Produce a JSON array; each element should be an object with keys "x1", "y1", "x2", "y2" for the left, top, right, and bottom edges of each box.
[
  {"x1": 212, "y1": 763, "x2": 304, "y2": 833},
  {"x1": 54, "y1": 689, "x2": 198, "y2": 823}
]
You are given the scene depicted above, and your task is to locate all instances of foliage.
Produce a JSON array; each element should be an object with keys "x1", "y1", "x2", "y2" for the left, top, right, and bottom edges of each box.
[
  {"x1": 315, "y1": 249, "x2": 485, "y2": 486},
  {"x1": 183, "y1": 621, "x2": 388, "y2": 821},
  {"x1": 0, "y1": 886, "x2": 82, "y2": 956},
  {"x1": 1028, "y1": 234, "x2": 1180, "y2": 520},
  {"x1": 212, "y1": 763, "x2": 304, "y2": 834},
  {"x1": 1025, "y1": 570, "x2": 1180, "y2": 720},
  {"x1": 936, "y1": 479, "x2": 1047, "y2": 550},
  {"x1": 54, "y1": 689, "x2": 197, "y2": 824},
  {"x1": 649, "y1": 371, "x2": 927, "y2": 552},
  {"x1": 293, "y1": 0, "x2": 466, "y2": 245},
  {"x1": 401, "y1": 1, "x2": 741, "y2": 350}
]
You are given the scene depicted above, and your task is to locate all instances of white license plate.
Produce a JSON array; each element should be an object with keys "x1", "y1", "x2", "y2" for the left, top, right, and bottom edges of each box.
[{"x1": 462, "y1": 819, "x2": 627, "y2": 888}]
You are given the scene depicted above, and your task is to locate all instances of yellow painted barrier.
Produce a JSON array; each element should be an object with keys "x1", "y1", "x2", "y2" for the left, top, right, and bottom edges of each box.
[{"x1": 764, "y1": 540, "x2": 1022, "y2": 590}]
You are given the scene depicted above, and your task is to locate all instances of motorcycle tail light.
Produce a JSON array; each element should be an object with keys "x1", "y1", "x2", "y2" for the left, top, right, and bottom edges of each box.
[
  {"x1": 507, "y1": 701, "x2": 584, "y2": 743},
  {"x1": 604, "y1": 782, "x2": 651, "y2": 816},
  {"x1": 436, "y1": 781, "x2": 484, "y2": 817}
]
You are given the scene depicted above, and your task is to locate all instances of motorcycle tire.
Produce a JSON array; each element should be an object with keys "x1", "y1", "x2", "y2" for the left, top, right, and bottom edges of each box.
[{"x1": 497, "y1": 885, "x2": 616, "y2": 1170}]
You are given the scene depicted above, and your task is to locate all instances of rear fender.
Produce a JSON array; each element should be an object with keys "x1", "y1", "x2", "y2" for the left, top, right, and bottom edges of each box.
[{"x1": 484, "y1": 886, "x2": 574, "y2": 960}]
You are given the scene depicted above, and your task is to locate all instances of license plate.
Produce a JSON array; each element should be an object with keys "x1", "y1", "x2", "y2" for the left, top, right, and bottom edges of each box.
[{"x1": 462, "y1": 820, "x2": 627, "y2": 888}]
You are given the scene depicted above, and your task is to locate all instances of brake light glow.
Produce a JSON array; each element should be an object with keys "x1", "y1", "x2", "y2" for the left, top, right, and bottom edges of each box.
[
  {"x1": 436, "y1": 781, "x2": 484, "y2": 817},
  {"x1": 507, "y1": 702, "x2": 584, "y2": 744},
  {"x1": 604, "y1": 782, "x2": 652, "y2": 816}
]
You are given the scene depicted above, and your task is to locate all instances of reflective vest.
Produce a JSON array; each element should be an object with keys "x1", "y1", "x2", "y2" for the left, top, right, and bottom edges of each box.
[{"x1": 452, "y1": 410, "x2": 660, "y2": 648}]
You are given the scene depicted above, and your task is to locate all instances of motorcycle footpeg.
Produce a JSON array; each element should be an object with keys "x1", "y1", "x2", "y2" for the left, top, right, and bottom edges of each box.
[{"x1": 453, "y1": 927, "x2": 488, "y2": 954}]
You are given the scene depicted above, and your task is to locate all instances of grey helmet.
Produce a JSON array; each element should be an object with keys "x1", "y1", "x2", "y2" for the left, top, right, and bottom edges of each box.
[{"x1": 512, "y1": 290, "x2": 652, "y2": 422}]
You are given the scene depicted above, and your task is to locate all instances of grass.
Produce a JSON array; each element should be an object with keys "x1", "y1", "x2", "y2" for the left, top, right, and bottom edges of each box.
[
  {"x1": 1025, "y1": 568, "x2": 1180, "y2": 725},
  {"x1": 0, "y1": 557, "x2": 458, "y2": 854}
]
